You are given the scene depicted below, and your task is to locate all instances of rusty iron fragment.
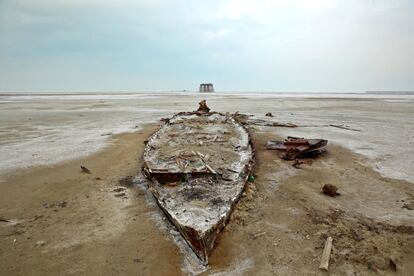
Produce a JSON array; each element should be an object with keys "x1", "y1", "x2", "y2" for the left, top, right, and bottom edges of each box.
[
  {"x1": 266, "y1": 136, "x2": 328, "y2": 160},
  {"x1": 142, "y1": 102, "x2": 254, "y2": 264}
]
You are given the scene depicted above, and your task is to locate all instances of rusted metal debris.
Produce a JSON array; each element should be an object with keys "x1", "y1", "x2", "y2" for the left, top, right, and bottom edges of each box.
[
  {"x1": 322, "y1": 184, "x2": 340, "y2": 197},
  {"x1": 142, "y1": 101, "x2": 254, "y2": 264},
  {"x1": 266, "y1": 136, "x2": 328, "y2": 160}
]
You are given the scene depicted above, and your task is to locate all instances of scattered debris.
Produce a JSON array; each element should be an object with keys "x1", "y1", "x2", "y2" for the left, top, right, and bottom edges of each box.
[
  {"x1": 266, "y1": 136, "x2": 328, "y2": 160},
  {"x1": 80, "y1": 165, "x2": 91, "y2": 174},
  {"x1": 57, "y1": 201, "x2": 68, "y2": 208},
  {"x1": 293, "y1": 159, "x2": 304, "y2": 169},
  {"x1": 142, "y1": 101, "x2": 254, "y2": 264},
  {"x1": 30, "y1": 215, "x2": 43, "y2": 221},
  {"x1": 112, "y1": 187, "x2": 125, "y2": 193},
  {"x1": 35, "y1": 240, "x2": 47, "y2": 247},
  {"x1": 329, "y1": 124, "x2": 361, "y2": 132},
  {"x1": 252, "y1": 231, "x2": 267, "y2": 239},
  {"x1": 389, "y1": 258, "x2": 397, "y2": 271},
  {"x1": 309, "y1": 207, "x2": 414, "y2": 273},
  {"x1": 230, "y1": 113, "x2": 297, "y2": 128},
  {"x1": 402, "y1": 203, "x2": 414, "y2": 210},
  {"x1": 196, "y1": 99, "x2": 210, "y2": 113},
  {"x1": 229, "y1": 113, "x2": 363, "y2": 133},
  {"x1": 319, "y1": 236, "x2": 333, "y2": 271},
  {"x1": 248, "y1": 119, "x2": 297, "y2": 128}
]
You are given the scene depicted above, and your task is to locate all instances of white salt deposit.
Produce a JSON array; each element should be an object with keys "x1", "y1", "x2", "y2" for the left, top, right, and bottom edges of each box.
[{"x1": 0, "y1": 92, "x2": 413, "y2": 183}]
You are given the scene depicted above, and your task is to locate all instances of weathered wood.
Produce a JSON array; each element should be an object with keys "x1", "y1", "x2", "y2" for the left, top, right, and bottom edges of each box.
[
  {"x1": 142, "y1": 109, "x2": 254, "y2": 264},
  {"x1": 319, "y1": 236, "x2": 333, "y2": 271},
  {"x1": 329, "y1": 124, "x2": 361, "y2": 132}
]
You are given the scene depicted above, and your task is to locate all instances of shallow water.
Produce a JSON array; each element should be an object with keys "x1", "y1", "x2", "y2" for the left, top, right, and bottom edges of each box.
[{"x1": 0, "y1": 92, "x2": 413, "y2": 182}]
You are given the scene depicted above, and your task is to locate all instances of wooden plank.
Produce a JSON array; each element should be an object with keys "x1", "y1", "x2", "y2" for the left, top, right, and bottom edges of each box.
[{"x1": 319, "y1": 236, "x2": 333, "y2": 271}]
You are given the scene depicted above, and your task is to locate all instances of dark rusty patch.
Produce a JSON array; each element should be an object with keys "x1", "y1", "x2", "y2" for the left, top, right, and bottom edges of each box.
[
  {"x1": 181, "y1": 187, "x2": 209, "y2": 201},
  {"x1": 266, "y1": 136, "x2": 328, "y2": 160}
]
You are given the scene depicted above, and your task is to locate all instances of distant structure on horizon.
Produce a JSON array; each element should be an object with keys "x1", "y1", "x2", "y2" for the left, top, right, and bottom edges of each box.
[{"x1": 199, "y1": 83, "x2": 214, "y2": 93}]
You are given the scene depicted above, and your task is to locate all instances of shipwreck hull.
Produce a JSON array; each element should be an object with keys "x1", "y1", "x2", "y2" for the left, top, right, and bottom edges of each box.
[{"x1": 142, "y1": 111, "x2": 254, "y2": 264}]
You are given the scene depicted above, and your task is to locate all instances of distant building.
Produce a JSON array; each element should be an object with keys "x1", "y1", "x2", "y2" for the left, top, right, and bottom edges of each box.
[{"x1": 199, "y1": 83, "x2": 214, "y2": 93}]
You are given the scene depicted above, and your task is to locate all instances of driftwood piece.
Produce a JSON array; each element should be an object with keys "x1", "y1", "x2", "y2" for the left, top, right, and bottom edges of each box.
[
  {"x1": 248, "y1": 119, "x2": 297, "y2": 128},
  {"x1": 319, "y1": 236, "x2": 333, "y2": 271},
  {"x1": 329, "y1": 124, "x2": 361, "y2": 132},
  {"x1": 289, "y1": 124, "x2": 362, "y2": 132}
]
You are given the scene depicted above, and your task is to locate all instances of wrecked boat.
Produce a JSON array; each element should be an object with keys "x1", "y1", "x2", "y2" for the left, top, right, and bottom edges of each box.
[
  {"x1": 266, "y1": 136, "x2": 328, "y2": 160},
  {"x1": 142, "y1": 101, "x2": 254, "y2": 264}
]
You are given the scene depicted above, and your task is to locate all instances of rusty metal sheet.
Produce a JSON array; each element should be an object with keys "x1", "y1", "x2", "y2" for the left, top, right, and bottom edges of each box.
[{"x1": 267, "y1": 136, "x2": 328, "y2": 160}]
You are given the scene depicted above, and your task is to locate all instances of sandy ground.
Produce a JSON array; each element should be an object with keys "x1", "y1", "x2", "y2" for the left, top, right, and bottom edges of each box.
[{"x1": 1, "y1": 122, "x2": 413, "y2": 275}]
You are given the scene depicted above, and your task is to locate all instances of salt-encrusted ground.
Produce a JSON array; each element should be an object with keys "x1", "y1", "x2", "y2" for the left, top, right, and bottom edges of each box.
[
  {"x1": 0, "y1": 93, "x2": 413, "y2": 275},
  {"x1": 1, "y1": 92, "x2": 413, "y2": 182}
]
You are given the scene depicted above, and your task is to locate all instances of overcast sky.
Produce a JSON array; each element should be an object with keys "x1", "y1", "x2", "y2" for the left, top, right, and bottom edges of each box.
[{"x1": 0, "y1": 0, "x2": 413, "y2": 92}]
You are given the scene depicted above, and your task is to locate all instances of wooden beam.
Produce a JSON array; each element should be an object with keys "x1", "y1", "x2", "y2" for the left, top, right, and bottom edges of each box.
[{"x1": 319, "y1": 236, "x2": 333, "y2": 271}]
